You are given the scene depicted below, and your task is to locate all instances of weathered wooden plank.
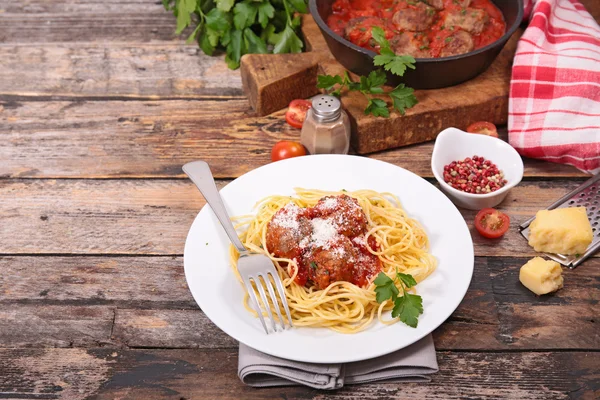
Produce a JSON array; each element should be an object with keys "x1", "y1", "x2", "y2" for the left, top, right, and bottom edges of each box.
[
  {"x1": 0, "y1": 45, "x2": 241, "y2": 98},
  {"x1": 0, "y1": 179, "x2": 209, "y2": 255},
  {"x1": 0, "y1": 256, "x2": 194, "y2": 306},
  {"x1": 0, "y1": 99, "x2": 292, "y2": 179},
  {"x1": 112, "y1": 309, "x2": 237, "y2": 349},
  {"x1": 5, "y1": 255, "x2": 592, "y2": 351},
  {"x1": 0, "y1": 305, "x2": 113, "y2": 348},
  {"x1": 0, "y1": 99, "x2": 585, "y2": 179},
  {"x1": 0, "y1": 0, "x2": 182, "y2": 43},
  {"x1": 111, "y1": 281, "x2": 598, "y2": 352},
  {"x1": 0, "y1": 179, "x2": 595, "y2": 256},
  {"x1": 0, "y1": 348, "x2": 597, "y2": 399}
]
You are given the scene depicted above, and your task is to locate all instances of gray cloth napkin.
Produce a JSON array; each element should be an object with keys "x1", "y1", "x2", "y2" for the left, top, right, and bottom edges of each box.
[{"x1": 238, "y1": 335, "x2": 438, "y2": 390}]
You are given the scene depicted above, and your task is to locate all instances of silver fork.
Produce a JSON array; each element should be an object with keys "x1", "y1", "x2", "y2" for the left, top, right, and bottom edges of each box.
[{"x1": 183, "y1": 160, "x2": 294, "y2": 334}]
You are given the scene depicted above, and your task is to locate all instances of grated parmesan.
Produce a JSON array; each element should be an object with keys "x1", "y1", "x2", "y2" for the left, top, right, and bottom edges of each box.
[
  {"x1": 320, "y1": 197, "x2": 339, "y2": 210},
  {"x1": 270, "y1": 203, "x2": 300, "y2": 231},
  {"x1": 310, "y1": 218, "x2": 338, "y2": 249},
  {"x1": 352, "y1": 236, "x2": 365, "y2": 246}
]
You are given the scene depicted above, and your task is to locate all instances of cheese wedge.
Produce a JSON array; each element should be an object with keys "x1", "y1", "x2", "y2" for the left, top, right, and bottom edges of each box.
[
  {"x1": 528, "y1": 207, "x2": 593, "y2": 255},
  {"x1": 519, "y1": 257, "x2": 563, "y2": 295}
]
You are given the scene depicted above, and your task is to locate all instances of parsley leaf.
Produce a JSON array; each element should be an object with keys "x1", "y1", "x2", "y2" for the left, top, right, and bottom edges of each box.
[
  {"x1": 371, "y1": 27, "x2": 416, "y2": 77},
  {"x1": 382, "y1": 55, "x2": 416, "y2": 76},
  {"x1": 365, "y1": 69, "x2": 387, "y2": 91},
  {"x1": 392, "y1": 293, "x2": 423, "y2": 328},
  {"x1": 225, "y1": 29, "x2": 244, "y2": 69},
  {"x1": 244, "y1": 28, "x2": 267, "y2": 54},
  {"x1": 233, "y1": 1, "x2": 258, "y2": 30},
  {"x1": 199, "y1": 26, "x2": 218, "y2": 56},
  {"x1": 206, "y1": 8, "x2": 231, "y2": 32},
  {"x1": 374, "y1": 271, "x2": 423, "y2": 328},
  {"x1": 272, "y1": 25, "x2": 303, "y2": 54},
  {"x1": 288, "y1": 0, "x2": 308, "y2": 13},
  {"x1": 373, "y1": 272, "x2": 399, "y2": 303},
  {"x1": 175, "y1": 0, "x2": 196, "y2": 34},
  {"x1": 396, "y1": 272, "x2": 418, "y2": 289},
  {"x1": 371, "y1": 26, "x2": 390, "y2": 49},
  {"x1": 215, "y1": 0, "x2": 235, "y2": 12},
  {"x1": 389, "y1": 84, "x2": 418, "y2": 115},
  {"x1": 373, "y1": 53, "x2": 395, "y2": 67},
  {"x1": 186, "y1": 24, "x2": 202, "y2": 44},
  {"x1": 317, "y1": 74, "x2": 343, "y2": 91},
  {"x1": 365, "y1": 98, "x2": 390, "y2": 117},
  {"x1": 257, "y1": 2, "x2": 275, "y2": 29}
]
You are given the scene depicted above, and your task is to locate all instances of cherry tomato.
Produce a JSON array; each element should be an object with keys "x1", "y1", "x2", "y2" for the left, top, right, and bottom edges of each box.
[
  {"x1": 467, "y1": 121, "x2": 499, "y2": 138},
  {"x1": 271, "y1": 141, "x2": 307, "y2": 162},
  {"x1": 285, "y1": 99, "x2": 312, "y2": 129},
  {"x1": 474, "y1": 208, "x2": 510, "y2": 239}
]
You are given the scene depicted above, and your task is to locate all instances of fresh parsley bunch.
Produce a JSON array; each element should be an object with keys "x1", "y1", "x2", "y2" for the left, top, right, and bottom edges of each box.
[
  {"x1": 163, "y1": 0, "x2": 308, "y2": 69},
  {"x1": 373, "y1": 271, "x2": 423, "y2": 328},
  {"x1": 317, "y1": 26, "x2": 418, "y2": 117}
]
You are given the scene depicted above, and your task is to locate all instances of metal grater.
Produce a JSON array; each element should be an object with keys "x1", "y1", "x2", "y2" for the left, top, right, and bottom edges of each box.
[{"x1": 519, "y1": 173, "x2": 600, "y2": 269}]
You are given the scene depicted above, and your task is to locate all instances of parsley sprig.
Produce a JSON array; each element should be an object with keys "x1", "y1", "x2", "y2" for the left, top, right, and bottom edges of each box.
[
  {"x1": 373, "y1": 271, "x2": 423, "y2": 328},
  {"x1": 316, "y1": 27, "x2": 418, "y2": 117},
  {"x1": 163, "y1": 0, "x2": 307, "y2": 69}
]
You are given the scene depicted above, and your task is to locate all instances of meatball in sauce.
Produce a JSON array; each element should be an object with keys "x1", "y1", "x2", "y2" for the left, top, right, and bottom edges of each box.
[
  {"x1": 327, "y1": 0, "x2": 506, "y2": 58},
  {"x1": 265, "y1": 195, "x2": 382, "y2": 290}
]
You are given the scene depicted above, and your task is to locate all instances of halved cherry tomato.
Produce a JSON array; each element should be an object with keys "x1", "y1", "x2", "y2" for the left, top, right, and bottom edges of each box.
[
  {"x1": 474, "y1": 208, "x2": 510, "y2": 239},
  {"x1": 285, "y1": 99, "x2": 312, "y2": 129},
  {"x1": 271, "y1": 141, "x2": 307, "y2": 162},
  {"x1": 467, "y1": 121, "x2": 499, "y2": 138}
]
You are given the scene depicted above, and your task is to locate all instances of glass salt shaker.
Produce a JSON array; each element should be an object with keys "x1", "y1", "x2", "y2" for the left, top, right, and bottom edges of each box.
[{"x1": 301, "y1": 95, "x2": 351, "y2": 155}]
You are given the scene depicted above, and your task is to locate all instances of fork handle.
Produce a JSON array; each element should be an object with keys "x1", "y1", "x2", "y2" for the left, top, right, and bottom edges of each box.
[{"x1": 183, "y1": 161, "x2": 247, "y2": 254}]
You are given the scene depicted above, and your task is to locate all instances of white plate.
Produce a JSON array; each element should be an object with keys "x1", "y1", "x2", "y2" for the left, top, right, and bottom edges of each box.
[{"x1": 184, "y1": 155, "x2": 474, "y2": 364}]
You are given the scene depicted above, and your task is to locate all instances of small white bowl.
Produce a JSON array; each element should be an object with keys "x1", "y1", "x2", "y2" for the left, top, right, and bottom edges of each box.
[{"x1": 431, "y1": 127, "x2": 524, "y2": 210}]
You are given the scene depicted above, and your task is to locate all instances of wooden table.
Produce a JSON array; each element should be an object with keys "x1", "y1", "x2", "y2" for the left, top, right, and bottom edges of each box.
[{"x1": 0, "y1": 1, "x2": 598, "y2": 399}]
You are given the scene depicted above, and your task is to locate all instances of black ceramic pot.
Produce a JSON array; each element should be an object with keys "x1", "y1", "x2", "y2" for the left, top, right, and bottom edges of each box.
[{"x1": 309, "y1": 0, "x2": 523, "y2": 89}]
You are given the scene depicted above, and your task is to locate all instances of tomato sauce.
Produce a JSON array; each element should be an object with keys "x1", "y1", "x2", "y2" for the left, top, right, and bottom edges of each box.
[{"x1": 327, "y1": 0, "x2": 506, "y2": 58}]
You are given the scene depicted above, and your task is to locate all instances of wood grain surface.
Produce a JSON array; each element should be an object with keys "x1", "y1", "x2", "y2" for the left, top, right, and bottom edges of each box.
[
  {"x1": 0, "y1": 99, "x2": 585, "y2": 179},
  {"x1": 2, "y1": 255, "x2": 596, "y2": 351},
  {"x1": 0, "y1": 44, "x2": 241, "y2": 98},
  {"x1": 1, "y1": 0, "x2": 598, "y2": 398},
  {"x1": 1, "y1": 179, "x2": 595, "y2": 256},
  {"x1": 0, "y1": 349, "x2": 596, "y2": 400}
]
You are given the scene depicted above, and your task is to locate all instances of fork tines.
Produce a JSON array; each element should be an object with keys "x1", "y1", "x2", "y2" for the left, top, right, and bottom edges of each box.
[{"x1": 242, "y1": 272, "x2": 293, "y2": 334}]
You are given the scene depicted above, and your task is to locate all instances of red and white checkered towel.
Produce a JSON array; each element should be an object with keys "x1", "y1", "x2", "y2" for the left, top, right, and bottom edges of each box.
[{"x1": 508, "y1": 0, "x2": 600, "y2": 174}]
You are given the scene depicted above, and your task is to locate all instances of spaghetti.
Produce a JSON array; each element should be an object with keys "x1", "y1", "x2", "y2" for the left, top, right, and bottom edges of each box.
[{"x1": 229, "y1": 188, "x2": 436, "y2": 333}]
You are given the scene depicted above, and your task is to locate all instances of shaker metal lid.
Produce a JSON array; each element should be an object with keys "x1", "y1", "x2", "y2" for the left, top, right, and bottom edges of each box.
[{"x1": 311, "y1": 95, "x2": 341, "y2": 122}]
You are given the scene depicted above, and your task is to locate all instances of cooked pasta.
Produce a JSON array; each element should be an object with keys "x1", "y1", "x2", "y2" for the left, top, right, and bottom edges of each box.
[{"x1": 229, "y1": 188, "x2": 436, "y2": 333}]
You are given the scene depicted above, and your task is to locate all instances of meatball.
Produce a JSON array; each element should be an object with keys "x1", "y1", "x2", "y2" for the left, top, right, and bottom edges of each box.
[
  {"x1": 421, "y1": 0, "x2": 444, "y2": 11},
  {"x1": 344, "y1": 17, "x2": 393, "y2": 50},
  {"x1": 313, "y1": 195, "x2": 368, "y2": 237},
  {"x1": 439, "y1": 30, "x2": 474, "y2": 57},
  {"x1": 306, "y1": 236, "x2": 357, "y2": 290},
  {"x1": 444, "y1": 8, "x2": 489, "y2": 34},
  {"x1": 390, "y1": 33, "x2": 432, "y2": 58},
  {"x1": 265, "y1": 204, "x2": 312, "y2": 260},
  {"x1": 392, "y1": 3, "x2": 436, "y2": 32},
  {"x1": 456, "y1": 0, "x2": 472, "y2": 7}
]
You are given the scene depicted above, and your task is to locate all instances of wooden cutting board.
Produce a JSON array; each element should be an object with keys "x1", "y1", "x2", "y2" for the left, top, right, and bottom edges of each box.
[{"x1": 240, "y1": 14, "x2": 522, "y2": 155}]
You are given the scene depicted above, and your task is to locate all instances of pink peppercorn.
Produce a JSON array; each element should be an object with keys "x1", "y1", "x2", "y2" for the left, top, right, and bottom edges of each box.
[{"x1": 443, "y1": 155, "x2": 508, "y2": 194}]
